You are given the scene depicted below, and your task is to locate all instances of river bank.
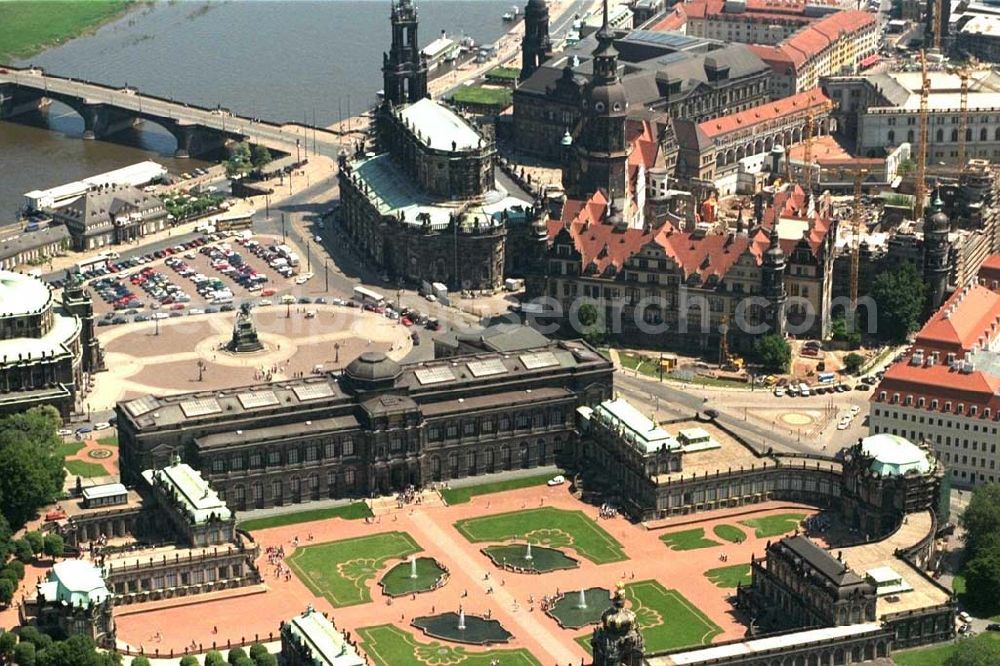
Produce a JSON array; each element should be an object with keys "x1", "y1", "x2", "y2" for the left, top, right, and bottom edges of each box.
[{"x1": 0, "y1": 0, "x2": 136, "y2": 63}]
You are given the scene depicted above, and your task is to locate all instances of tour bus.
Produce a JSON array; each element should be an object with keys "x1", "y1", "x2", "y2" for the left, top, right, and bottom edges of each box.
[
  {"x1": 75, "y1": 253, "x2": 112, "y2": 274},
  {"x1": 353, "y1": 286, "x2": 386, "y2": 307},
  {"x1": 818, "y1": 372, "x2": 835, "y2": 384}
]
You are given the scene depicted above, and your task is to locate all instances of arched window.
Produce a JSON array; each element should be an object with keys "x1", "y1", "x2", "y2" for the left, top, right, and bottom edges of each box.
[
  {"x1": 907, "y1": 129, "x2": 915, "y2": 143},
  {"x1": 951, "y1": 129, "x2": 959, "y2": 142},
  {"x1": 888, "y1": 130, "x2": 895, "y2": 144},
  {"x1": 994, "y1": 127, "x2": 1000, "y2": 141},
  {"x1": 937, "y1": 128, "x2": 944, "y2": 142}
]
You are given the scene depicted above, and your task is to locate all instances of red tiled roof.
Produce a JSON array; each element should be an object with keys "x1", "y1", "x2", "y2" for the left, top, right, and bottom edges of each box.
[
  {"x1": 811, "y1": 9, "x2": 875, "y2": 40},
  {"x1": 748, "y1": 44, "x2": 805, "y2": 72},
  {"x1": 873, "y1": 362, "x2": 1000, "y2": 418},
  {"x1": 913, "y1": 285, "x2": 1000, "y2": 356},
  {"x1": 550, "y1": 184, "x2": 834, "y2": 280},
  {"x1": 651, "y1": 5, "x2": 687, "y2": 31},
  {"x1": 698, "y1": 88, "x2": 832, "y2": 139},
  {"x1": 977, "y1": 254, "x2": 1000, "y2": 289}
]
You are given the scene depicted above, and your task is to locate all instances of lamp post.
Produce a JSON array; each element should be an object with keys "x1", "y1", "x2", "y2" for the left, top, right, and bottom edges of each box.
[
  {"x1": 281, "y1": 213, "x2": 286, "y2": 243},
  {"x1": 197, "y1": 360, "x2": 206, "y2": 382},
  {"x1": 324, "y1": 259, "x2": 329, "y2": 292}
]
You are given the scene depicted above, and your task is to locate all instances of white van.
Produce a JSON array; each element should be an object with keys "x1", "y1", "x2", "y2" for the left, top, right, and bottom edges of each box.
[{"x1": 799, "y1": 383, "x2": 811, "y2": 397}]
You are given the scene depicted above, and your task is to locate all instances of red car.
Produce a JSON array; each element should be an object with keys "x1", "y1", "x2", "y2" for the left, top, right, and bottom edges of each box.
[{"x1": 401, "y1": 317, "x2": 413, "y2": 327}]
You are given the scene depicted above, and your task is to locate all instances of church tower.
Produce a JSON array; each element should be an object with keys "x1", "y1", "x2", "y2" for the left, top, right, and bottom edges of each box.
[
  {"x1": 591, "y1": 583, "x2": 645, "y2": 665},
  {"x1": 761, "y1": 224, "x2": 787, "y2": 337},
  {"x1": 570, "y1": 0, "x2": 631, "y2": 203},
  {"x1": 520, "y1": 0, "x2": 553, "y2": 81},
  {"x1": 382, "y1": 0, "x2": 428, "y2": 106},
  {"x1": 923, "y1": 189, "x2": 952, "y2": 313}
]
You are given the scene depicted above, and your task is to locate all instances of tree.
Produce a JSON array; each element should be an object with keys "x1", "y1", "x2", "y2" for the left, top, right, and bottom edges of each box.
[
  {"x1": 0, "y1": 630, "x2": 16, "y2": 659},
  {"x1": 943, "y1": 635, "x2": 1000, "y2": 666},
  {"x1": 5, "y1": 559, "x2": 25, "y2": 580},
  {"x1": 843, "y1": 352, "x2": 865, "y2": 375},
  {"x1": 0, "y1": 568, "x2": 18, "y2": 585},
  {"x1": 963, "y1": 545, "x2": 1000, "y2": 614},
  {"x1": 16, "y1": 626, "x2": 52, "y2": 650},
  {"x1": 870, "y1": 261, "x2": 927, "y2": 342},
  {"x1": 233, "y1": 658, "x2": 254, "y2": 666},
  {"x1": 753, "y1": 334, "x2": 791, "y2": 373},
  {"x1": 0, "y1": 408, "x2": 66, "y2": 529},
  {"x1": 253, "y1": 654, "x2": 277, "y2": 666},
  {"x1": 226, "y1": 142, "x2": 252, "y2": 178},
  {"x1": 205, "y1": 650, "x2": 226, "y2": 666},
  {"x1": 12, "y1": 539, "x2": 33, "y2": 563},
  {"x1": 0, "y1": 578, "x2": 15, "y2": 606},
  {"x1": 227, "y1": 648, "x2": 247, "y2": 665},
  {"x1": 575, "y1": 302, "x2": 606, "y2": 346},
  {"x1": 179, "y1": 657, "x2": 199, "y2": 666},
  {"x1": 14, "y1": 641, "x2": 36, "y2": 666},
  {"x1": 23, "y1": 532, "x2": 43, "y2": 555},
  {"x1": 248, "y1": 644, "x2": 268, "y2": 661},
  {"x1": 897, "y1": 158, "x2": 916, "y2": 176},
  {"x1": 250, "y1": 145, "x2": 272, "y2": 169},
  {"x1": 961, "y1": 483, "x2": 1000, "y2": 559},
  {"x1": 831, "y1": 316, "x2": 861, "y2": 348},
  {"x1": 130, "y1": 658, "x2": 150, "y2": 666},
  {"x1": 42, "y1": 534, "x2": 63, "y2": 559}
]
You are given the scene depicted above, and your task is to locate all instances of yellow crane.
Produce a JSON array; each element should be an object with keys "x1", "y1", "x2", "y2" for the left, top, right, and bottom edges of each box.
[
  {"x1": 850, "y1": 168, "x2": 867, "y2": 310},
  {"x1": 915, "y1": 50, "x2": 930, "y2": 221},
  {"x1": 958, "y1": 67, "x2": 970, "y2": 172}
]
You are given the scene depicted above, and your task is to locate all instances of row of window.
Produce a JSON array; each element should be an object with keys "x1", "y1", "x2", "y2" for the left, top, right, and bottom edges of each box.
[
  {"x1": 426, "y1": 409, "x2": 567, "y2": 440},
  {"x1": 874, "y1": 400, "x2": 999, "y2": 421},
  {"x1": 210, "y1": 439, "x2": 356, "y2": 473}
]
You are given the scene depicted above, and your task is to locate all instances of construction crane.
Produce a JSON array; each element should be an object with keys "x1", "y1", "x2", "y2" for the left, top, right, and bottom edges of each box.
[
  {"x1": 915, "y1": 50, "x2": 930, "y2": 221},
  {"x1": 958, "y1": 67, "x2": 970, "y2": 172},
  {"x1": 803, "y1": 113, "x2": 815, "y2": 193},
  {"x1": 850, "y1": 168, "x2": 868, "y2": 311}
]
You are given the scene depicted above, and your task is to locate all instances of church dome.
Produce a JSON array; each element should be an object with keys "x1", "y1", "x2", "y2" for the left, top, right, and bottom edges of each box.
[
  {"x1": 927, "y1": 210, "x2": 950, "y2": 231},
  {"x1": 344, "y1": 351, "x2": 402, "y2": 384},
  {"x1": 587, "y1": 81, "x2": 628, "y2": 114}
]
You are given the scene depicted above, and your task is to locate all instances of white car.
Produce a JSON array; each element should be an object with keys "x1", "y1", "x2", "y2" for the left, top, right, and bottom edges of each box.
[
  {"x1": 547, "y1": 475, "x2": 566, "y2": 486},
  {"x1": 294, "y1": 276, "x2": 309, "y2": 285},
  {"x1": 281, "y1": 294, "x2": 296, "y2": 304},
  {"x1": 152, "y1": 312, "x2": 169, "y2": 320},
  {"x1": 849, "y1": 405, "x2": 861, "y2": 416},
  {"x1": 57, "y1": 428, "x2": 74, "y2": 437},
  {"x1": 94, "y1": 422, "x2": 112, "y2": 431},
  {"x1": 188, "y1": 308, "x2": 206, "y2": 315},
  {"x1": 837, "y1": 419, "x2": 851, "y2": 430},
  {"x1": 425, "y1": 294, "x2": 437, "y2": 302},
  {"x1": 258, "y1": 299, "x2": 273, "y2": 306},
  {"x1": 314, "y1": 235, "x2": 323, "y2": 242},
  {"x1": 773, "y1": 387, "x2": 785, "y2": 397}
]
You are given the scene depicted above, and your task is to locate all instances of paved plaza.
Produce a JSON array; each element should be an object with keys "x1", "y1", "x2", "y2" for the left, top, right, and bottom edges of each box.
[
  {"x1": 89, "y1": 304, "x2": 411, "y2": 410},
  {"x1": 110, "y1": 482, "x2": 816, "y2": 665}
]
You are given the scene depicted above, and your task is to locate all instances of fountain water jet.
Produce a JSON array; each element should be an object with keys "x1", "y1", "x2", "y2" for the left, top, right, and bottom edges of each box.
[
  {"x1": 458, "y1": 607, "x2": 466, "y2": 631},
  {"x1": 409, "y1": 556, "x2": 418, "y2": 579},
  {"x1": 524, "y1": 542, "x2": 533, "y2": 561},
  {"x1": 577, "y1": 588, "x2": 588, "y2": 609}
]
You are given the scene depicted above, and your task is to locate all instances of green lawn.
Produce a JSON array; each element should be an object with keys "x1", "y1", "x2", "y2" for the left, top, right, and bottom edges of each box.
[
  {"x1": 239, "y1": 502, "x2": 372, "y2": 531},
  {"x1": 440, "y1": 473, "x2": 554, "y2": 505},
  {"x1": 0, "y1": 1, "x2": 131, "y2": 61},
  {"x1": 705, "y1": 563, "x2": 752, "y2": 588},
  {"x1": 64, "y1": 460, "x2": 108, "y2": 477},
  {"x1": 893, "y1": 633, "x2": 1000, "y2": 666},
  {"x1": 55, "y1": 441, "x2": 85, "y2": 458},
  {"x1": 97, "y1": 434, "x2": 118, "y2": 447},
  {"x1": 659, "y1": 528, "x2": 720, "y2": 551},
  {"x1": 713, "y1": 524, "x2": 747, "y2": 543},
  {"x1": 287, "y1": 531, "x2": 420, "y2": 607},
  {"x1": 576, "y1": 581, "x2": 722, "y2": 653},
  {"x1": 358, "y1": 625, "x2": 540, "y2": 666},
  {"x1": 739, "y1": 513, "x2": 807, "y2": 538},
  {"x1": 453, "y1": 507, "x2": 627, "y2": 565},
  {"x1": 485, "y1": 66, "x2": 520, "y2": 82},
  {"x1": 449, "y1": 85, "x2": 513, "y2": 108}
]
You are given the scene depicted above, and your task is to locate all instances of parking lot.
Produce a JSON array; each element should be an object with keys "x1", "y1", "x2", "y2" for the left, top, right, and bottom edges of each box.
[{"x1": 88, "y1": 233, "x2": 310, "y2": 325}]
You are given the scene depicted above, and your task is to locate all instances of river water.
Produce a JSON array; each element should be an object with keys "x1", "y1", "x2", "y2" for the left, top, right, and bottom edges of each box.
[{"x1": 0, "y1": 0, "x2": 514, "y2": 219}]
